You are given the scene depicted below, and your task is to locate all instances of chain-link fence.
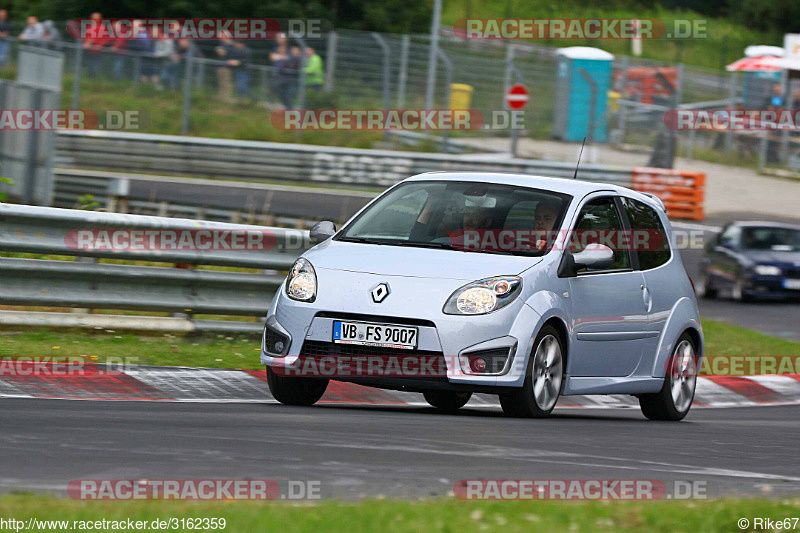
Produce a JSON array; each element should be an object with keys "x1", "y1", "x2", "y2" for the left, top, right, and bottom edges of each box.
[{"x1": 1, "y1": 24, "x2": 799, "y2": 171}]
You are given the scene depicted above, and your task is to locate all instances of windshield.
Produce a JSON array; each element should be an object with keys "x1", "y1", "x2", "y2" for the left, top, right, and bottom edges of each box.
[
  {"x1": 337, "y1": 180, "x2": 572, "y2": 255},
  {"x1": 742, "y1": 226, "x2": 800, "y2": 251}
]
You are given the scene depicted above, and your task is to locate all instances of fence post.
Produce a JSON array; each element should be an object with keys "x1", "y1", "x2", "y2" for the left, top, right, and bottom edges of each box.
[
  {"x1": 294, "y1": 36, "x2": 307, "y2": 111},
  {"x1": 396, "y1": 34, "x2": 409, "y2": 108},
  {"x1": 71, "y1": 44, "x2": 82, "y2": 110},
  {"x1": 724, "y1": 71, "x2": 736, "y2": 154},
  {"x1": 180, "y1": 44, "x2": 195, "y2": 135},
  {"x1": 372, "y1": 33, "x2": 391, "y2": 141},
  {"x1": 325, "y1": 31, "x2": 337, "y2": 92},
  {"x1": 425, "y1": 0, "x2": 442, "y2": 111},
  {"x1": 436, "y1": 47, "x2": 452, "y2": 153}
]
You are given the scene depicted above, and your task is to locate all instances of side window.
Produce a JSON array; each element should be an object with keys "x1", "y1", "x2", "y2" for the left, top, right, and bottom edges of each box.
[
  {"x1": 571, "y1": 197, "x2": 630, "y2": 272},
  {"x1": 718, "y1": 225, "x2": 741, "y2": 248},
  {"x1": 622, "y1": 197, "x2": 672, "y2": 270}
]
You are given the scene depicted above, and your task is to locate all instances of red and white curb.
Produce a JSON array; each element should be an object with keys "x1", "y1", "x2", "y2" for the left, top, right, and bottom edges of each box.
[{"x1": 1, "y1": 363, "x2": 799, "y2": 408}]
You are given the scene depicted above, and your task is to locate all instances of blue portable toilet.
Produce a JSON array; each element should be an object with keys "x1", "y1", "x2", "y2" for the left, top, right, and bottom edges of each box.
[{"x1": 553, "y1": 47, "x2": 614, "y2": 143}]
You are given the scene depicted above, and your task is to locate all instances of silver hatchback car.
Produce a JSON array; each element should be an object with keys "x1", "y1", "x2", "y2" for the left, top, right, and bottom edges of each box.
[{"x1": 261, "y1": 173, "x2": 703, "y2": 420}]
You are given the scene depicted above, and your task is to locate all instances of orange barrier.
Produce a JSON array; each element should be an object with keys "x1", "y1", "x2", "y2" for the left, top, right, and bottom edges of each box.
[{"x1": 630, "y1": 168, "x2": 705, "y2": 221}]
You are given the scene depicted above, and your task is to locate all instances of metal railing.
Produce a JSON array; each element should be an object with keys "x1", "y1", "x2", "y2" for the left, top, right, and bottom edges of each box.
[
  {"x1": 0, "y1": 203, "x2": 311, "y2": 332},
  {"x1": 55, "y1": 130, "x2": 635, "y2": 188}
]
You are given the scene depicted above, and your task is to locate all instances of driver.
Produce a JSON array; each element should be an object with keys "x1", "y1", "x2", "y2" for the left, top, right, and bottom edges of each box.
[{"x1": 533, "y1": 200, "x2": 560, "y2": 249}]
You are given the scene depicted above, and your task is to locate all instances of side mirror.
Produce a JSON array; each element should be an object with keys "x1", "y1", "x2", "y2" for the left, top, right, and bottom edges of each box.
[
  {"x1": 310, "y1": 221, "x2": 337, "y2": 243},
  {"x1": 557, "y1": 244, "x2": 615, "y2": 278}
]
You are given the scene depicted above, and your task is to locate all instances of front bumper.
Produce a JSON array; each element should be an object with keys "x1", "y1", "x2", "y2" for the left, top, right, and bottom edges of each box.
[
  {"x1": 743, "y1": 275, "x2": 800, "y2": 299},
  {"x1": 260, "y1": 277, "x2": 541, "y2": 388}
]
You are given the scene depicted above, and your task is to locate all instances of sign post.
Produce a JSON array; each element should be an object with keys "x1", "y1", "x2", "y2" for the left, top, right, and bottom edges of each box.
[{"x1": 506, "y1": 83, "x2": 529, "y2": 157}]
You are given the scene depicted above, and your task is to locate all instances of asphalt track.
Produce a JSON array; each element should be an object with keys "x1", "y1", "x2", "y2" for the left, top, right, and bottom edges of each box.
[{"x1": 1, "y1": 398, "x2": 798, "y2": 499}]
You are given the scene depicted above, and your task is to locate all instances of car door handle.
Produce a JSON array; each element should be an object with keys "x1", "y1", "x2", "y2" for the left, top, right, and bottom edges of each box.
[{"x1": 642, "y1": 287, "x2": 653, "y2": 312}]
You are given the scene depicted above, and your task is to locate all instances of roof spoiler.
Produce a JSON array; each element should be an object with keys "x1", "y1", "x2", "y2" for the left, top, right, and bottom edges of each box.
[{"x1": 638, "y1": 192, "x2": 667, "y2": 213}]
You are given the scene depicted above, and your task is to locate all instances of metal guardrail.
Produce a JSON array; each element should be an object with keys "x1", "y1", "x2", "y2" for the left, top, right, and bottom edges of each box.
[
  {"x1": 0, "y1": 204, "x2": 311, "y2": 330},
  {"x1": 56, "y1": 130, "x2": 635, "y2": 188}
]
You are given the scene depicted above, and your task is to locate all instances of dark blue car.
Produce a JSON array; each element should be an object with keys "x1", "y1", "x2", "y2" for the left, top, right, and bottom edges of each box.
[{"x1": 698, "y1": 222, "x2": 800, "y2": 301}]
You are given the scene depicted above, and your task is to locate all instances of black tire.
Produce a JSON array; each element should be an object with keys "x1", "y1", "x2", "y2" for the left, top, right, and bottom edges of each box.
[
  {"x1": 639, "y1": 332, "x2": 698, "y2": 421},
  {"x1": 266, "y1": 366, "x2": 328, "y2": 406},
  {"x1": 423, "y1": 390, "x2": 472, "y2": 412},
  {"x1": 499, "y1": 325, "x2": 564, "y2": 418}
]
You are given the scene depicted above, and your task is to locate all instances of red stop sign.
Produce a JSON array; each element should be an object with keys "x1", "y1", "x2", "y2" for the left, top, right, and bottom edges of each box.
[{"x1": 506, "y1": 84, "x2": 529, "y2": 110}]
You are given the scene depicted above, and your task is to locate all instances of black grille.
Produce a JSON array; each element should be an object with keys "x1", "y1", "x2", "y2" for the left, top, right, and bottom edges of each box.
[
  {"x1": 463, "y1": 347, "x2": 511, "y2": 374},
  {"x1": 299, "y1": 341, "x2": 448, "y2": 377},
  {"x1": 786, "y1": 268, "x2": 800, "y2": 279},
  {"x1": 301, "y1": 340, "x2": 441, "y2": 358},
  {"x1": 263, "y1": 326, "x2": 288, "y2": 354}
]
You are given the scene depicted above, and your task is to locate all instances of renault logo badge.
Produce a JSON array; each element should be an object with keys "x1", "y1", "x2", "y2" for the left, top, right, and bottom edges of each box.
[{"x1": 371, "y1": 283, "x2": 390, "y2": 303}]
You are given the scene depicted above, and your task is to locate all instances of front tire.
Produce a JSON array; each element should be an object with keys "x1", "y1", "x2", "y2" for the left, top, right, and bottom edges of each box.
[
  {"x1": 500, "y1": 325, "x2": 564, "y2": 418},
  {"x1": 639, "y1": 333, "x2": 698, "y2": 421},
  {"x1": 423, "y1": 391, "x2": 472, "y2": 412},
  {"x1": 266, "y1": 366, "x2": 328, "y2": 406},
  {"x1": 696, "y1": 272, "x2": 717, "y2": 299}
]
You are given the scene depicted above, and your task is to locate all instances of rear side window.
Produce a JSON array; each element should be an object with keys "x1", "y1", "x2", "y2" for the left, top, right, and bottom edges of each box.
[{"x1": 622, "y1": 198, "x2": 671, "y2": 270}]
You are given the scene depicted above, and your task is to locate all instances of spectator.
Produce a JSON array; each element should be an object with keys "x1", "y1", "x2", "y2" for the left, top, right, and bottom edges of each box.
[
  {"x1": 215, "y1": 34, "x2": 235, "y2": 103},
  {"x1": 42, "y1": 20, "x2": 61, "y2": 50},
  {"x1": 125, "y1": 20, "x2": 156, "y2": 85},
  {"x1": 109, "y1": 20, "x2": 128, "y2": 79},
  {"x1": 19, "y1": 16, "x2": 44, "y2": 43},
  {"x1": 304, "y1": 46, "x2": 324, "y2": 91},
  {"x1": 226, "y1": 40, "x2": 252, "y2": 100},
  {"x1": 153, "y1": 26, "x2": 176, "y2": 90},
  {"x1": 82, "y1": 12, "x2": 110, "y2": 77},
  {"x1": 0, "y1": 10, "x2": 11, "y2": 67},
  {"x1": 269, "y1": 32, "x2": 288, "y2": 63},
  {"x1": 277, "y1": 46, "x2": 301, "y2": 109}
]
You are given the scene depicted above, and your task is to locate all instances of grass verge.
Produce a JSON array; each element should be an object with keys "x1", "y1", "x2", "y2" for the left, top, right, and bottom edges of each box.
[
  {"x1": 0, "y1": 319, "x2": 797, "y2": 371},
  {"x1": 0, "y1": 494, "x2": 798, "y2": 532}
]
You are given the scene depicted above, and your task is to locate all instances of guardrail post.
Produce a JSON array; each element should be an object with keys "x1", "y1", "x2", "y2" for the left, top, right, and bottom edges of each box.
[
  {"x1": 71, "y1": 44, "x2": 82, "y2": 110},
  {"x1": 325, "y1": 31, "x2": 337, "y2": 92},
  {"x1": 396, "y1": 35, "x2": 409, "y2": 108}
]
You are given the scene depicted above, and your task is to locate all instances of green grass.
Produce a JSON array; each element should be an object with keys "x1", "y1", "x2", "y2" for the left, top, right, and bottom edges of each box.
[
  {"x1": 0, "y1": 319, "x2": 797, "y2": 371},
  {"x1": 0, "y1": 494, "x2": 798, "y2": 532}
]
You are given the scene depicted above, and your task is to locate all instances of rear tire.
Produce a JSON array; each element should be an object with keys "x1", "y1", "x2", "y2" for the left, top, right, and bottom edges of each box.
[
  {"x1": 639, "y1": 333, "x2": 698, "y2": 421},
  {"x1": 423, "y1": 391, "x2": 472, "y2": 412},
  {"x1": 266, "y1": 366, "x2": 328, "y2": 406},
  {"x1": 499, "y1": 325, "x2": 564, "y2": 418}
]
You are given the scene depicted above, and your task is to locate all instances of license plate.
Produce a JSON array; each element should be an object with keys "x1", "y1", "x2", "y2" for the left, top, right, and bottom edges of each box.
[
  {"x1": 332, "y1": 321, "x2": 418, "y2": 350},
  {"x1": 783, "y1": 279, "x2": 800, "y2": 290}
]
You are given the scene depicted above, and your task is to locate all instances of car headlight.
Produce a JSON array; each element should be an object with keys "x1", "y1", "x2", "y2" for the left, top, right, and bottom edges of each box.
[
  {"x1": 443, "y1": 276, "x2": 522, "y2": 315},
  {"x1": 285, "y1": 258, "x2": 317, "y2": 302},
  {"x1": 754, "y1": 265, "x2": 781, "y2": 276}
]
